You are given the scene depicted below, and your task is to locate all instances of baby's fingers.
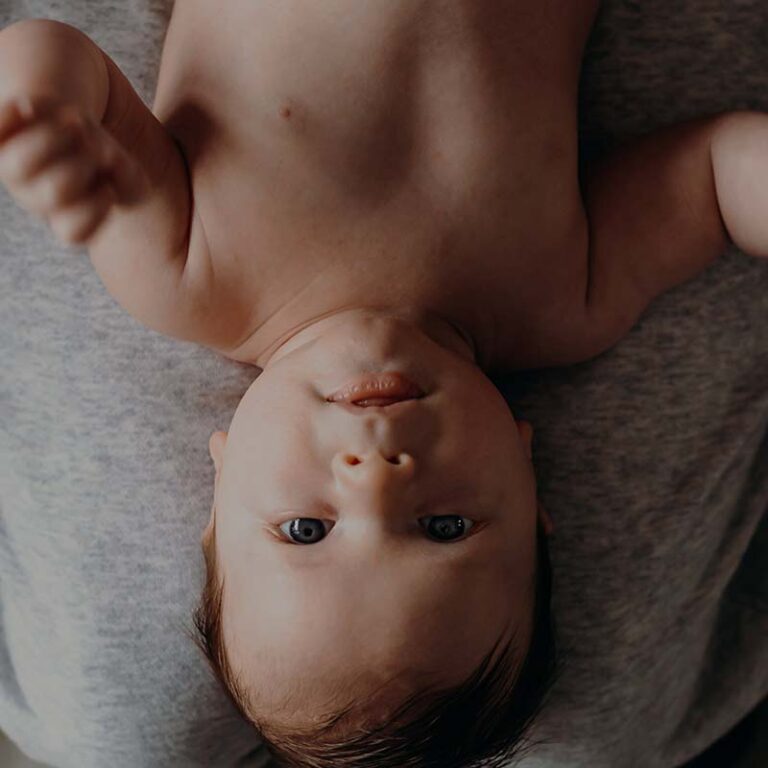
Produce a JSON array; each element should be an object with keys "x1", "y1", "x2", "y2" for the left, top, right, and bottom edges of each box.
[
  {"x1": 9, "y1": 147, "x2": 102, "y2": 214},
  {"x1": 0, "y1": 94, "x2": 75, "y2": 137},
  {"x1": 0, "y1": 98, "x2": 29, "y2": 143},
  {"x1": 0, "y1": 115, "x2": 80, "y2": 187},
  {"x1": 47, "y1": 174, "x2": 116, "y2": 246}
]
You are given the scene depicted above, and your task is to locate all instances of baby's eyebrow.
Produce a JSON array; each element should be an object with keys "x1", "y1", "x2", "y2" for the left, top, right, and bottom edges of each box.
[
  {"x1": 275, "y1": 553, "x2": 456, "y2": 572},
  {"x1": 274, "y1": 547, "x2": 496, "y2": 576}
]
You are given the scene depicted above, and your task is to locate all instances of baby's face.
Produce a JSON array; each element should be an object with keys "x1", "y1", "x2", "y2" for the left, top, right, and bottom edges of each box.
[{"x1": 205, "y1": 308, "x2": 544, "y2": 726}]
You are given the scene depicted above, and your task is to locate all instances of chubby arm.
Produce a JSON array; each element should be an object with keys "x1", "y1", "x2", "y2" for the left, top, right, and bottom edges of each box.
[
  {"x1": 0, "y1": 19, "x2": 228, "y2": 348},
  {"x1": 583, "y1": 117, "x2": 726, "y2": 338},
  {"x1": 576, "y1": 112, "x2": 768, "y2": 354}
]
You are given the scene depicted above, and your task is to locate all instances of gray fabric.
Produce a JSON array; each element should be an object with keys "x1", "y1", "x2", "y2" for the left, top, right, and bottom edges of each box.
[{"x1": 0, "y1": 1, "x2": 765, "y2": 767}]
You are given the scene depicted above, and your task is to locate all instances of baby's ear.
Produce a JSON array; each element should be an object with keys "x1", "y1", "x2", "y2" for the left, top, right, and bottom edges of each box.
[{"x1": 209, "y1": 430, "x2": 228, "y2": 473}]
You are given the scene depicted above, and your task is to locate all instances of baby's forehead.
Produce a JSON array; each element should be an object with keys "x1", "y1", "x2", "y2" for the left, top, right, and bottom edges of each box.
[{"x1": 223, "y1": 564, "x2": 527, "y2": 689}]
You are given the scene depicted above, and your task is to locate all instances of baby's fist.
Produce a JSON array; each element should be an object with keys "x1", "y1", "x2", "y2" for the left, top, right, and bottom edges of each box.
[{"x1": 0, "y1": 94, "x2": 147, "y2": 245}]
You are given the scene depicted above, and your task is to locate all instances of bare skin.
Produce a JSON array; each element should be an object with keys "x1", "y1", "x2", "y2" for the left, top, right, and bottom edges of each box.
[
  {"x1": 148, "y1": 0, "x2": 600, "y2": 371},
  {"x1": 0, "y1": 0, "x2": 767, "y2": 728}
]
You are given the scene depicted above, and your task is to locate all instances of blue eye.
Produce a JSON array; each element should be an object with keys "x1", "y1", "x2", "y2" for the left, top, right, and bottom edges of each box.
[
  {"x1": 420, "y1": 515, "x2": 474, "y2": 542},
  {"x1": 278, "y1": 515, "x2": 475, "y2": 545},
  {"x1": 279, "y1": 518, "x2": 332, "y2": 544}
]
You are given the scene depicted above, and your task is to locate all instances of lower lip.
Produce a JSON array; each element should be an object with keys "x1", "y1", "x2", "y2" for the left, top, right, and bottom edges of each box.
[{"x1": 327, "y1": 372, "x2": 426, "y2": 405}]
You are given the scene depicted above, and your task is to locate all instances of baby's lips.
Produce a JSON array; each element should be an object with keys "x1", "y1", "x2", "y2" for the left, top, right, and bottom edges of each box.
[{"x1": 327, "y1": 372, "x2": 425, "y2": 404}]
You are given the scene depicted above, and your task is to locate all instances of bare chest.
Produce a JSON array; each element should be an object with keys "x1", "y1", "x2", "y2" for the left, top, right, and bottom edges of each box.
[{"x1": 151, "y1": 0, "x2": 596, "y2": 370}]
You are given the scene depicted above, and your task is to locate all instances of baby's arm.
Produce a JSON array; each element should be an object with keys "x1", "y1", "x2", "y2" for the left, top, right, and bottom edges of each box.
[
  {"x1": 0, "y1": 20, "x2": 232, "y2": 350},
  {"x1": 577, "y1": 112, "x2": 768, "y2": 354}
]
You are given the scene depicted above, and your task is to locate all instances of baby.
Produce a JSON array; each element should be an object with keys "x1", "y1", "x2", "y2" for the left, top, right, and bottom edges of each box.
[{"x1": 1, "y1": 2, "x2": 767, "y2": 766}]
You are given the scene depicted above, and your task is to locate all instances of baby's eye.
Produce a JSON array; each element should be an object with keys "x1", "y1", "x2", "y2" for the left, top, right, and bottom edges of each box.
[
  {"x1": 278, "y1": 515, "x2": 475, "y2": 545},
  {"x1": 279, "y1": 518, "x2": 332, "y2": 544},
  {"x1": 419, "y1": 515, "x2": 474, "y2": 542}
]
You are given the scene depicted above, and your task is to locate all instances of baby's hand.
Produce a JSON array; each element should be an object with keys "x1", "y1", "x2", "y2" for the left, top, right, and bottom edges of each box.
[{"x1": 0, "y1": 94, "x2": 148, "y2": 246}]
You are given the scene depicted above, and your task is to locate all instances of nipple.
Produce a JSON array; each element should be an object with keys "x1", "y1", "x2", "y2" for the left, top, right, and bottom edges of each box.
[{"x1": 277, "y1": 98, "x2": 306, "y2": 132}]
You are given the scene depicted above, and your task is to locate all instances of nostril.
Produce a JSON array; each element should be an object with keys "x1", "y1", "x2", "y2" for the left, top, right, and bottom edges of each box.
[{"x1": 343, "y1": 453, "x2": 412, "y2": 466}]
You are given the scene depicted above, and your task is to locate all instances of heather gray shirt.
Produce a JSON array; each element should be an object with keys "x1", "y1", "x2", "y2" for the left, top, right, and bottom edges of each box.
[{"x1": 1, "y1": 1, "x2": 766, "y2": 767}]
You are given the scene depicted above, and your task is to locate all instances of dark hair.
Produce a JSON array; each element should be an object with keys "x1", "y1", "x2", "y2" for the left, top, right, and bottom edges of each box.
[{"x1": 189, "y1": 518, "x2": 558, "y2": 768}]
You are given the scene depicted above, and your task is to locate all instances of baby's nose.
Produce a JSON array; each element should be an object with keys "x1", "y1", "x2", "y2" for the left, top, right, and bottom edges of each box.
[{"x1": 334, "y1": 449, "x2": 416, "y2": 486}]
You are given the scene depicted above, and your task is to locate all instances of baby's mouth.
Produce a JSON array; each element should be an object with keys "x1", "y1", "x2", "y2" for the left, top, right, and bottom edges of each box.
[{"x1": 327, "y1": 372, "x2": 425, "y2": 406}]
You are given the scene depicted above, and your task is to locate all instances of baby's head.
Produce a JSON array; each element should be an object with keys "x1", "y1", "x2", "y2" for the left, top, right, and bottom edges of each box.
[{"x1": 191, "y1": 308, "x2": 557, "y2": 767}]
